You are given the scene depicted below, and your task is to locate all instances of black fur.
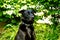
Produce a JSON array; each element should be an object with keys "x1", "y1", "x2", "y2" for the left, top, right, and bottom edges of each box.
[{"x1": 15, "y1": 9, "x2": 36, "y2": 40}]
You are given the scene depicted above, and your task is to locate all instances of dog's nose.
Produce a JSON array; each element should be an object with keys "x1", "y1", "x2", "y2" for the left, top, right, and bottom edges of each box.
[
  {"x1": 31, "y1": 16, "x2": 34, "y2": 19},
  {"x1": 32, "y1": 16, "x2": 34, "y2": 18},
  {"x1": 30, "y1": 14, "x2": 34, "y2": 18}
]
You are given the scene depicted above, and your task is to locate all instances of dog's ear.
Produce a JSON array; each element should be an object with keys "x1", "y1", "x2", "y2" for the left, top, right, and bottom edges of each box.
[
  {"x1": 19, "y1": 10, "x2": 25, "y2": 13},
  {"x1": 31, "y1": 9, "x2": 36, "y2": 13},
  {"x1": 33, "y1": 10, "x2": 36, "y2": 13},
  {"x1": 29, "y1": 8, "x2": 36, "y2": 13}
]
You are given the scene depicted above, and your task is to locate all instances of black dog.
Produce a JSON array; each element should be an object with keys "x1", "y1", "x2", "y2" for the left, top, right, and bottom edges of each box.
[{"x1": 15, "y1": 9, "x2": 36, "y2": 40}]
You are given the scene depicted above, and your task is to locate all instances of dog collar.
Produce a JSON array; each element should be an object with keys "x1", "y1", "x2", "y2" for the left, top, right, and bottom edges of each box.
[{"x1": 22, "y1": 22, "x2": 32, "y2": 26}]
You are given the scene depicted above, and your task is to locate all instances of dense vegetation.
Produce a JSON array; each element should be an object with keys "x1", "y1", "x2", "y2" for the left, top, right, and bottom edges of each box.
[{"x1": 0, "y1": 0, "x2": 60, "y2": 40}]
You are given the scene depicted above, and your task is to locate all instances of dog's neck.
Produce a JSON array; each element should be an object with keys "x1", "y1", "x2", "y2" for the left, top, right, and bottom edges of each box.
[
  {"x1": 22, "y1": 18, "x2": 34, "y2": 24},
  {"x1": 22, "y1": 22, "x2": 32, "y2": 26}
]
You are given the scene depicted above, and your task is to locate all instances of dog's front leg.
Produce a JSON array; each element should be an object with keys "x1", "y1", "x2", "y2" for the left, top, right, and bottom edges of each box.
[{"x1": 15, "y1": 29, "x2": 26, "y2": 40}]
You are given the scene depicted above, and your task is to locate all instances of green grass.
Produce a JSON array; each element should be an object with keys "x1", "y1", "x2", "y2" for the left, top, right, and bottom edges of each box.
[{"x1": 0, "y1": 23, "x2": 60, "y2": 40}]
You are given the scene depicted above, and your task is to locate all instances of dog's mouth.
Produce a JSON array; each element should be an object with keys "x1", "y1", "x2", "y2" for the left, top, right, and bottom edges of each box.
[
  {"x1": 29, "y1": 18, "x2": 33, "y2": 21},
  {"x1": 22, "y1": 17, "x2": 34, "y2": 21},
  {"x1": 30, "y1": 18, "x2": 32, "y2": 20}
]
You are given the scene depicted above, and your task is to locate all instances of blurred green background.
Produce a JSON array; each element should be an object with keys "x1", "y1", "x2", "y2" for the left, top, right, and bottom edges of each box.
[{"x1": 0, "y1": 0, "x2": 60, "y2": 40}]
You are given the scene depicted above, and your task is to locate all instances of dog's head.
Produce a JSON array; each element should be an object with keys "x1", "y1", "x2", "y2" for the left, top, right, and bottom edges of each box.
[{"x1": 19, "y1": 9, "x2": 36, "y2": 21}]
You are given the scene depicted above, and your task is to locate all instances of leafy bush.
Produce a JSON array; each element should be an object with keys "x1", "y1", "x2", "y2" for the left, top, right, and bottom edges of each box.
[{"x1": 0, "y1": 0, "x2": 60, "y2": 40}]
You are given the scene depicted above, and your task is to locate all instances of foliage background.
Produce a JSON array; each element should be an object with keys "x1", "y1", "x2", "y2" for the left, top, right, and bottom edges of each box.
[{"x1": 0, "y1": 0, "x2": 60, "y2": 40}]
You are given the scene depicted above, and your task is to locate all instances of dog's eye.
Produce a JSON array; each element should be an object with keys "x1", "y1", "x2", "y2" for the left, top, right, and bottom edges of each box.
[
  {"x1": 28, "y1": 12, "x2": 30, "y2": 13},
  {"x1": 28, "y1": 12, "x2": 30, "y2": 15}
]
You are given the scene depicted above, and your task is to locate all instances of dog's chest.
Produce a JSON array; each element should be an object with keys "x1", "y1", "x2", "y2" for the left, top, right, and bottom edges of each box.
[
  {"x1": 26, "y1": 26, "x2": 31, "y2": 37},
  {"x1": 20, "y1": 23, "x2": 32, "y2": 39}
]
